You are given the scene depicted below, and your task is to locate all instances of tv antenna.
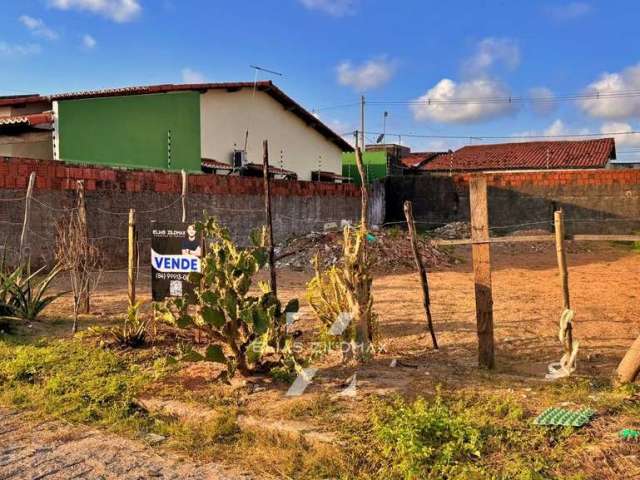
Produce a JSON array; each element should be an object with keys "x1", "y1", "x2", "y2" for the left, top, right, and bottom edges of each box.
[{"x1": 244, "y1": 65, "x2": 285, "y2": 151}]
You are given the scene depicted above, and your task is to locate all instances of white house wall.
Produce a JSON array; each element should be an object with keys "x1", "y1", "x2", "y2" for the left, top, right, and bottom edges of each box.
[{"x1": 200, "y1": 89, "x2": 343, "y2": 180}]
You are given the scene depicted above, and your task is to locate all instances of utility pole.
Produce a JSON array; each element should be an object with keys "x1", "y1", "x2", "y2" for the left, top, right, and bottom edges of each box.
[
  {"x1": 360, "y1": 95, "x2": 367, "y2": 183},
  {"x1": 360, "y1": 95, "x2": 365, "y2": 152}
]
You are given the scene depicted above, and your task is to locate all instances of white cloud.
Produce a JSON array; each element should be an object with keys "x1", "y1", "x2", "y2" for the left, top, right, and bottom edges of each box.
[
  {"x1": 600, "y1": 121, "x2": 640, "y2": 148},
  {"x1": 547, "y1": 2, "x2": 592, "y2": 20},
  {"x1": 336, "y1": 57, "x2": 396, "y2": 91},
  {"x1": 512, "y1": 119, "x2": 590, "y2": 140},
  {"x1": 528, "y1": 86, "x2": 556, "y2": 115},
  {"x1": 82, "y1": 34, "x2": 96, "y2": 48},
  {"x1": 49, "y1": 0, "x2": 141, "y2": 22},
  {"x1": 298, "y1": 0, "x2": 355, "y2": 16},
  {"x1": 19, "y1": 15, "x2": 59, "y2": 40},
  {"x1": 462, "y1": 37, "x2": 520, "y2": 76},
  {"x1": 0, "y1": 42, "x2": 41, "y2": 56},
  {"x1": 181, "y1": 68, "x2": 206, "y2": 83},
  {"x1": 578, "y1": 63, "x2": 640, "y2": 119},
  {"x1": 411, "y1": 78, "x2": 516, "y2": 123}
]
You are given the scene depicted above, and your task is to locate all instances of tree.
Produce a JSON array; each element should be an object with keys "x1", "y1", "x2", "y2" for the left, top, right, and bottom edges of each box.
[{"x1": 55, "y1": 213, "x2": 103, "y2": 333}]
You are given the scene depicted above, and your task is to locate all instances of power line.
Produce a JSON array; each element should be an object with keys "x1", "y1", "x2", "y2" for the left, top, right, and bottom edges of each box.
[{"x1": 337, "y1": 129, "x2": 640, "y2": 141}]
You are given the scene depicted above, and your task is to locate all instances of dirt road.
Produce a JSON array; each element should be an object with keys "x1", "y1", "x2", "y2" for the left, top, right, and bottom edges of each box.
[{"x1": 0, "y1": 409, "x2": 246, "y2": 480}]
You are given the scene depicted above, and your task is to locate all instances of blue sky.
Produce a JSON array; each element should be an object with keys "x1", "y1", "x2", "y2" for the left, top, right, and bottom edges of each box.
[{"x1": 2, "y1": 0, "x2": 640, "y2": 160}]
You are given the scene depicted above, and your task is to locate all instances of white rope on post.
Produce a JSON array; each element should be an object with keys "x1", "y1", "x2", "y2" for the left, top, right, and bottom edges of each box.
[{"x1": 18, "y1": 172, "x2": 36, "y2": 265}]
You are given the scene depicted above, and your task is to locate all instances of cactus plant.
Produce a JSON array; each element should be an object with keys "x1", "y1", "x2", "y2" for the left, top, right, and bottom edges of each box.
[
  {"x1": 158, "y1": 216, "x2": 299, "y2": 378},
  {"x1": 306, "y1": 225, "x2": 377, "y2": 362}
]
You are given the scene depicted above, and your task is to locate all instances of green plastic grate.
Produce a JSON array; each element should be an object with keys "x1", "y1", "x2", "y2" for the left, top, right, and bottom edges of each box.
[
  {"x1": 534, "y1": 407, "x2": 596, "y2": 427},
  {"x1": 619, "y1": 428, "x2": 640, "y2": 442}
]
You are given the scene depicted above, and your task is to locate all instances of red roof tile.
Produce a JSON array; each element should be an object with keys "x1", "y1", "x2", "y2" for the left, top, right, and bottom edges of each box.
[
  {"x1": 201, "y1": 158, "x2": 233, "y2": 170},
  {"x1": 422, "y1": 138, "x2": 616, "y2": 172},
  {"x1": 400, "y1": 152, "x2": 444, "y2": 169},
  {"x1": 0, "y1": 82, "x2": 353, "y2": 152},
  {"x1": 0, "y1": 112, "x2": 53, "y2": 127}
]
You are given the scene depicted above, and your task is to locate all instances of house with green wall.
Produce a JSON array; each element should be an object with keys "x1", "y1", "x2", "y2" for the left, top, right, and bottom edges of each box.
[
  {"x1": 0, "y1": 82, "x2": 353, "y2": 180},
  {"x1": 54, "y1": 91, "x2": 202, "y2": 172}
]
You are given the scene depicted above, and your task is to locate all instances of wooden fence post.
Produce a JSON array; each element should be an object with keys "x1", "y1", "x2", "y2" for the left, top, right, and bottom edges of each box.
[
  {"x1": 353, "y1": 136, "x2": 369, "y2": 231},
  {"x1": 404, "y1": 200, "x2": 438, "y2": 349},
  {"x1": 262, "y1": 140, "x2": 277, "y2": 298},
  {"x1": 128, "y1": 208, "x2": 137, "y2": 306},
  {"x1": 76, "y1": 180, "x2": 91, "y2": 313},
  {"x1": 554, "y1": 210, "x2": 571, "y2": 310},
  {"x1": 181, "y1": 170, "x2": 187, "y2": 223},
  {"x1": 470, "y1": 176, "x2": 495, "y2": 369},
  {"x1": 18, "y1": 172, "x2": 36, "y2": 265},
  {"x1": 554, "y1": 209, "x2": 573, "y2": 350}
]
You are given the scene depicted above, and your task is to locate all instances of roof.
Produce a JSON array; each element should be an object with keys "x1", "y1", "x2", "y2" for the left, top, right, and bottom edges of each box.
[
  {"x1": 422, "y1": 138, "x2": 616, "y2": 172},
  {"x1": 311, "y1": 170, "x2": 350, "y2": 181},
  {"x1": 0, "y1": 82, "x2": 353, "y2": 152},
  {"x1": 400, "y1": 152, "x2": 444, "y2": 169},
  {"x1": 244, "y1": 163, "x2": 297, "y2": 177},
  {"x1": 0, "y1": 112, "x2": 53, "y2": 127},
  {"x1": 201, "y1": 158, "x2": 233, "y2": 170}
]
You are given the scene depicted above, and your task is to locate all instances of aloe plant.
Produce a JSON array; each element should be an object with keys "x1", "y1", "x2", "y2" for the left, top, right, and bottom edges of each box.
[
  {"x1": 158, "y1": 216, "x2": 300, "y2": 378},
  {"x1": 0, "y1": 256, "x2": 66, "y2": 321},
  {"x1": 106, "y1": 302, "x2": 148, "y2": 348}
]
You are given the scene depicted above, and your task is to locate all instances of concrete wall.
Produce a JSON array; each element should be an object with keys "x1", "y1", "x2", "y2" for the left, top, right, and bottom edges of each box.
[
  {"x1": 55, "y1": 92, "x2": 201, "y2": 172},
  {"x1": 384, "y1": 170, "x2": 640, "y2": 234},
  {"x1": 200, "y1": 89, "x2": 343, "y2": 181},
  {"x1": 0, "y1": 157, "x2": 361, "y2": 267}
]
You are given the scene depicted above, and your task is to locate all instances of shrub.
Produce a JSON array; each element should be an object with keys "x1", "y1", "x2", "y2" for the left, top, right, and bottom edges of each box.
[{"x1": 372, "y1": 395, "x2": 483, "y2": 480}]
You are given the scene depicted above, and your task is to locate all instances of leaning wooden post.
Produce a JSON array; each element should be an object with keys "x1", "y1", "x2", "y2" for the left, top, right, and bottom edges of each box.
[
  {"x1": 554, "y1": 209, "x2": 573, "y2": 349},
  {"x1": 76, "y1": 180, "x2": 91, "y2": 313},
  {"x1": 128, "y1": 208, "x2": 137, "y2": 307},
  {"x1": 615, "y1": 335, "x2": 640, "y2": 385},
  {"x1": 469, "y1": 176, "x2": 494, "y2": 369},
  {"x1": 262, "y1": 140, "x2": 277, "y2": 298},
  {"x1": 354, "y1": 136, "x2": 369, "y2": 231},
  {"x1": 18, "y1": 172, "x2": 36, "y2": 265},
  {"x1": 404, "y1": 200, "x2": 438, "y2": 350},
  {"x1": 181, "y1": 170, "x2": 188, "y2": 223}
]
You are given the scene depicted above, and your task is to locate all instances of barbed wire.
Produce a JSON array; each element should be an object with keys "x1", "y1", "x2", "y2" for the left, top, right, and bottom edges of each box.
[{"x1": 0, "y1": 196, "x2": 26, "y2": 203}]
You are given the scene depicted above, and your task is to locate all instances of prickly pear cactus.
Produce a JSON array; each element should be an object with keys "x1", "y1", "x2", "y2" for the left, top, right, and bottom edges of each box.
[{"x1": 158, "y1": 216, "x2": 299, "y2": 379}]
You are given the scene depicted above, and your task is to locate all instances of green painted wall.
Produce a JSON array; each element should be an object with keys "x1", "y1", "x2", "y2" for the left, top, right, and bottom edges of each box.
[
  {"x1": 342, "y1": 151, "x2": 388, "y2": 185},
  {"x1": 57, "y1": 92, "x2": 201, "y2": 172}
]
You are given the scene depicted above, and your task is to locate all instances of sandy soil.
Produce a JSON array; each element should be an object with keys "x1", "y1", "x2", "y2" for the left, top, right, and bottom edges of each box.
[
  {"x1": 0, "y1": 410, "x2": 246, "y2": 480},
  {"x1": 46, "y1": 241, "x2": 639, "y2": 384}
]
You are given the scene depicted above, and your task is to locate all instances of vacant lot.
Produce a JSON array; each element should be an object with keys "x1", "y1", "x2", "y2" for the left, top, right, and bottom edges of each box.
[{"x1": 2, "y1": 242, "x2": 639, "y2": 479}]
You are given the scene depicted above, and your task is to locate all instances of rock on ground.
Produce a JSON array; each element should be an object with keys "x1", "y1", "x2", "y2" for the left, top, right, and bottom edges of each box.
[{"x1": 0, "y1": 409, "x2": 247, "y2": 480}]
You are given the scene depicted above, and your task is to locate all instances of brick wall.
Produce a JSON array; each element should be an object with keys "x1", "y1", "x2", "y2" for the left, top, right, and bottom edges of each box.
[
  {"x1": 384, "y1": 169, "x2": 640, "y2": 234},
  {"x1": 0, "y1": 157, "x2": 361, "y2": 267}
]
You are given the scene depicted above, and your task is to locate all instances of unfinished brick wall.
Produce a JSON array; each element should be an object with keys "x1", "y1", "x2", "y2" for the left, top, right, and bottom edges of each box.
[
  {"x1": 384, "y1": 169, "x2": 640, "y2": 234},
  {"x1": 0, "y1": 157, "x2": 361, "y2": 267}
]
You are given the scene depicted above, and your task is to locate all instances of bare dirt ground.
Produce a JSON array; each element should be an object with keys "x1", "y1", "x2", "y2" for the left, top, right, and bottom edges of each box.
[
  {"x1": 13, "y1": 241, "x2": 640, "y2": 478},
  {"x1": 0, "y1": 409, "x2": 246, "y2": 480},
  {"x1": 47, "y1": 240, "x2": 639, "y2": 384}
]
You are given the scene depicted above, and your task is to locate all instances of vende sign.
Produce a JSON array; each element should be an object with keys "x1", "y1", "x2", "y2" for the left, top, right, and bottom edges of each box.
[
  {"x1": 151, "y1": 222, "x2": 202, "y2": 301},
  {"x1": 151, "y1": 251, "x2": 200, "y2": 273}
]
